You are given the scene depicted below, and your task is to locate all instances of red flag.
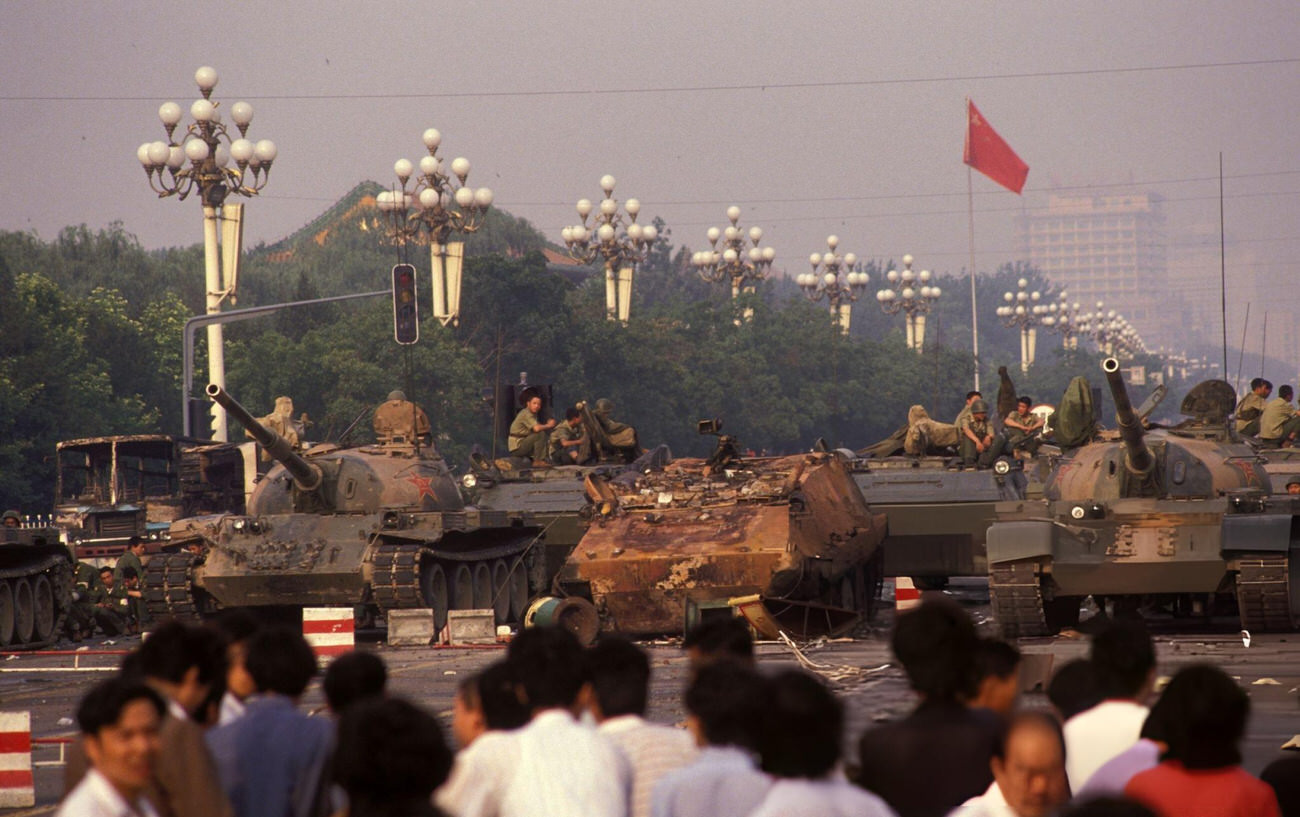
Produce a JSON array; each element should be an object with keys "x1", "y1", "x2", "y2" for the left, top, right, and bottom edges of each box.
[{"x1": 964, "y1": 100, "x2": 1029, "y2": 194}]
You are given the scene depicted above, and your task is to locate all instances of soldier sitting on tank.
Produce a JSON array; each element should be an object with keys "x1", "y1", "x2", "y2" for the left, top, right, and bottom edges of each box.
[
  {"x1": 1234, "y1": 378, "x2": 1272, "y2": 437},
  {"x1": 2, "y1": 510, "x2": 18, "y2": 528},
  {"x1": 959, "y1": 400, "x2": 1006, "y2": 469},
  {"x1": 954, "y1": 390, "x2": 983, "y2": 427},
  {"x1": 1003, "y1": 396, "x2": 1046, "y2": 456},
  {"x1": 249, "y1": 395, "x2": 306, "y2": 461},
  {"x1": 509, "y1": 391, "x2": 556, "y2": 467},
  {"x1": 1258, "y1": 384, "x2": 1300, "y2": 448},
  {"x1": 94, "y1": 566, "x2": 133, "y2": 636},
  {"x1": 903, "y1": 405, "x2": 960, "y2": 456},
  {"x1": 373, "y1": 390, "x2": 432, "y2": 445},
  {"x1": 549, "y1": 407, "x2": 592, "y2": 466},
  {"x1": 590, "y1": 398, "x2": 641, "y2": 462}
]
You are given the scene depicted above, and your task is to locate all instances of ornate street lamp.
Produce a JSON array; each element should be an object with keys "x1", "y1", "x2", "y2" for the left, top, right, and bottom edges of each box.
[
  {"x1": 797, "y1": 236, "x2": 869, "y2": 334},
  {"x1": 876, "y1": 254, "x2": 941, "y2": 352},
  {"x1": 375, "y1": 129, "x2": 493, "y2": 327},
  {"x1": 1040, "y1": 292, "x2": 1082, "y2": 350},
  {"x1": 137, "y1": 66, "x2": 276, "y2": 441},
  {"x1": 692, "y1": 205, "x2": 775, "y2": 320},
  {"x1": 995, "y1": 278, "x2": 1043, "y2": 373},
  {"x1": 561, "y1": 175, "x2": 657, "y2": 323}
]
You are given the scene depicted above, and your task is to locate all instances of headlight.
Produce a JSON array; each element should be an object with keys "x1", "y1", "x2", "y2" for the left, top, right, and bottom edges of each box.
[
  {"x1": 993, "y1": 460, "x2": 1011, "y2": 475},
  {"x1": 462, "y1": 473, "x2": 478, "y2": 489},
  {"x1": 232, "y1": 519, "x2": 246, "y2": 532}
]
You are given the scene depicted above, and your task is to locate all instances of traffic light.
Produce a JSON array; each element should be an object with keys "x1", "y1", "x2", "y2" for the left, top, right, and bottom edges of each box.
[{"x1": 392, "y1": 263, "x2": 419, "y2": 345}]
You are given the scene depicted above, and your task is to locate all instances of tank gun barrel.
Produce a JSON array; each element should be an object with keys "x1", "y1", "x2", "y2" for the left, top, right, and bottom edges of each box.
[
  {"x1": 1101, "y1": 358, "x2": 1155, "y2": 476},
  {"x1": 207, "y1": 384, "x2": 322, "y2": 492}
]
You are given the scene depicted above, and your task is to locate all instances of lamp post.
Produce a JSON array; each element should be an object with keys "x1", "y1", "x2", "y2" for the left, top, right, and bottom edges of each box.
[
  {"x1": 796, "y1": 236, "x2": 869, "y2": 334},
  {"x1": 995, "y1": 278, "x2": 1043, "y2": 373},
  {"x1": 137, "y1": 66, "x2": 276, "y2": 441},
  {"x1": 374, "y1": 128, "x2": 493, "y2": 327},
  {"x1": 562, "y1": 175, "x2": 657, "y2": 323},
  {"x1": 1040, "y1": 292, "x2": 1082, "y2": 349},
  {"x1": 876, "y1": 254, "x2": 941, "y2": 352},
  {"x1": 691, "y1": 205, "x2": 775, "y2": 321}
]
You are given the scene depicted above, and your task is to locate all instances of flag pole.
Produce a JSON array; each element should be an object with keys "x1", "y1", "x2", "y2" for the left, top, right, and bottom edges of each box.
[{"x1": 968, "y1": 165, "x2": 980, "y2": 392}]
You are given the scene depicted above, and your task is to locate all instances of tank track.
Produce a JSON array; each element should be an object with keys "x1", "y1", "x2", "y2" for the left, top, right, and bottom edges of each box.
[
  {"x1": 0, "y1": 555, "x2": 73, "y2": 650},
  {"x1": 371, "y1": 543, "x2": 423, "y2": 610},
  {"x1": 989, "y1": 562, "x2": 1049, "y2": 638},
  {"x1": 143, "y1": 552, "x2": 203, "y2": 621},
  {"x1": 1236, "y1": 554, "x2": 1294, "y2": 632}
]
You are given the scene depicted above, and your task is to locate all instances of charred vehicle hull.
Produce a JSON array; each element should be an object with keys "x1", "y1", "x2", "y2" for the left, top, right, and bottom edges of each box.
[{"x1": 557, "y1": 451, "x2": 886, "y2": 637}]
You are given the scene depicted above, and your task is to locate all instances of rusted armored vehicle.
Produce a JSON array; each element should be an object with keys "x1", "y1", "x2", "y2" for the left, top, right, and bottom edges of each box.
[
  {"x1": 0, "y1": 518, "x2": 74, "y2": 649},
  {"x1": 986, "y1": 358, "x2": 1297, "y2": 637},
  {"x1": 554, "y1": 421, "x2": 887, "y2": 639},
  {"x1": 146, "y1": 386, "x2": 540, "y2": 631}
]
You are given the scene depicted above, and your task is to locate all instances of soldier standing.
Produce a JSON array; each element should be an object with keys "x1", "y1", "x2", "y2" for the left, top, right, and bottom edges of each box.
[
  {"x1": 1235, "y1": 378, "x2": 1273, "y2": 436},
  {"x1": 509, "y1": 392, "x2": 556, "y2": 466},
  {"x1": 373, "y1": 390, "x2": 432, "y2": 444},
  {"x1": 114, "y1": 537, "x2": 149, "y2": 630}
]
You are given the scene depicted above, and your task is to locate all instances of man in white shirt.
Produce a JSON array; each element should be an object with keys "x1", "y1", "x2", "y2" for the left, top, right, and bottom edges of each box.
[
  {"x1": 59, "y1": 677, "x2": 166, "y2": 817},
  {"x1": 948, "y1": 712, "x2": 1069, "y2": 817},
  {"x1": 437, "y1": 660, "x2": 531, "y2": 817},
  {"x1": 1063, "y1": 620, "x2": 1156, "y2": 790},
  {"x1": 586, "y1": 638, "x2": 696, "y2": 817},
  {"x1": 498, "y1": 627, "x2": 629, "y2": 817}
]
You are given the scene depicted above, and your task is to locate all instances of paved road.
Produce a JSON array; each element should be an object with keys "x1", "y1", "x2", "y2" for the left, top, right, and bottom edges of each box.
[{"x1": 4, "y1": 592, "x2": 1298, "y2": 813}]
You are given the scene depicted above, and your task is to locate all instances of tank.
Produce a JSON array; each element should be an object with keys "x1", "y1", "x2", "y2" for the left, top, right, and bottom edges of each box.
[
  {"x1": 553, "y1": 420, "x2": 887, "y2": 640},
  {"x1": 0, "y1": 518, "x2": 74, "y2": 649},
  {"x1": 145, "y1": 386, "x2": 541, "y2": 632},
  {"x1": 986, "y1": 357, "x2": 1298, "y2": 637}
]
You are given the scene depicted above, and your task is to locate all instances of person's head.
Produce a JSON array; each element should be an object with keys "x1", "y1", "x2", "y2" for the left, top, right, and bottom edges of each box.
[
  {"x1": 121, "y1": 567, "x2": 139, "y2": 588},
  {"x1": 892, "y1": 598, "x2": 980, "y2": 703},
  {"x1": 966, "y1": 391, "x2": 982, "y2": 405},
  {"x1": 387, "y1": 390, "x2": 406, "y2": 403},
  {"x1": 477, "y1": 658, "x2": 530, "y2": 731},
  {"x1": 526, "y1": 395, "x2": 543, "y2": 414},
  {"x1": 564, "y1": 407, "x2": 581, "y2": 426},
  {"x1": 100, "y1": 566, "x2": 115, "y2": 590},
  {"x1": 971, "y1": 399, "x2": 989, "y2": 418},
  {"x1": 1155, "y1": 664, "x2": 1249, "y2": 769},
  {"x1": 452, "y1": 674, "x2": 485, "y2": 749},
  {"x1": 1287, "y1": 477, "x2": 1300, "y2": 495},
  {"x1": 77, "y1": 677, "x2": 166, "y2": 800},
  {"x1": 684, "y1": 659, "x2": 769, "y2": 751},
  {"x1": 506, "y1": 626, "x2": 585, "y2": 714},
  {"x1": 1280, "y1": 385, "x2": 1295, "y2": 402},
  {"x1": 1, "y1": 510, "x2": 18, "y2": 527},
  {"x1": 991, "y1": 712, "x2": 1069, "y2": 817},
  {"x1": 583, "y1": 637, "x2": 650, "y2": 721},
  {"x1": 1089, "y1": 620, "x2": 1156, "y2": 701},
  {"x1": 595, "y1": 397, "x2": 614, "y2": 416},
  {"x1": 274, "y1": 396, "x2": 293, "y2": 415},
  {"x1": 1047, "y1": 659, "x2": 1102, "y2": 721},
  {"x1": 132, "y1": 620, "x2": 226, "y2": 715},
  {"x1": 335, "y1": 697, "x2": 453, "y2": 815},
  {"x1": 1018, "y1": 396, "x2": 1033, "y2": 411},
  {"x1": 683, "y1": 616, "x2": 754, "y2": 670},
  {"x1": 1250, "y1": 377, "x2": 1266, "y2": 394},
  {"x1": 972, "y1": 637, "x2": 1022, "y2": 716},
  {"x1": 244, "y1": 626, "x2": 318, "y2": 699},
  {"x1": 1056, "y1": 798, "x2": 1157, "y2": 817},
  {"x1": 758, "y1": 670, "x2": 842, "y2": 780},
  {"x1": 206, "y1": 609, "x2": 262, "y2": 703},
  {"x1": 323, "y1": 650, "x2": 388, "y2": 714},
  {"x1": 127, "y1": 536, "x2": 145, "y2": 555}
]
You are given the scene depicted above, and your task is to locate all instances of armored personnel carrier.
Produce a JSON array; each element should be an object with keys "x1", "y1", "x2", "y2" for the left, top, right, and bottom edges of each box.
[
  {"x1": 145, "y1": 386, "x2": 540, "y2": 631},
  {"x1": 986, "y1": 358, "x2": 1297, "y2": 637},
  {"x1": 554, "y1": 421, "x2": 887, "y2": 638},
  {"x1": 0, "y1": 517, "x2": 74, "y2": 649}
]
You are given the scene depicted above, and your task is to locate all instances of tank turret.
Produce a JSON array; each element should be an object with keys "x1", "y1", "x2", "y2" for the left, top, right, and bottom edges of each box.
[{"x1": 208, "y1": 384, "x2": 321, "y2": 492}]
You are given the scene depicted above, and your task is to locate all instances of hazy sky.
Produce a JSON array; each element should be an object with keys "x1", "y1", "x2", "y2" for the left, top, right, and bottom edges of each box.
[{"x1": 3, "y1": 1, "x2": 1298, "y2": 356}]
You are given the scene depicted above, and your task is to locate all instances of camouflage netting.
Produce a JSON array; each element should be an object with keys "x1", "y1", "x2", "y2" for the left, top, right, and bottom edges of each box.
[{"x1": 1053, "y1": 376, "x2": 1097, "y2": 448}]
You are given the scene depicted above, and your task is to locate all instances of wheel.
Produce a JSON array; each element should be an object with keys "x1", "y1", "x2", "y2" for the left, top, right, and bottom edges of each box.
[
  {"x1": 420, "y1": 563, "x2": 449, "y2": 632},
  {"x1": 472, "y1": 563, "x2": 492, "y2": 611},
  {"x1": 0, "y1": 581, "x2": 13, "y2": 647},
  {"x1": 491, "y1": 561, "x2": 511, "y2": 624},
  {"x1": 452, "y1": 565, "x2": 474, "y2": 610},
  {"x1": 509, "y1": 563, "x2": 529, "y2": 622},
  {"x1": 13, "y1": 579, "x2": 34, "y2": 644},
  {"x1": 32, "y1": 574, "x2": 55, "y2": 643}
]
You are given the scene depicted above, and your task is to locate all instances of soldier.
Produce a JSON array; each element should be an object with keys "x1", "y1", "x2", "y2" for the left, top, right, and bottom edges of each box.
[
  {"x1": 509, "y1": 391, "x2": 556, "y2": 466},
  {"x1": 373, "y1": 390, "x2": 431, "y2": 444},
  {"x1": 249, "y1": 395, "x2": 303, "y2": 461},
  {"x1": 549, "y1": 407, "x2": 591, "y2": 466},
  {"x1": 95, "y1": 566, "x2": 133, "y2": 636},
  {"x1": 114, "y1": 538, "x2": 149, "y2": 630},
  {"x1": 954, "y1": 390, "x2": 983, "y2": 428},
  {"x1": 1287, "y1": 477, "x2": 1300, "y2": 496},
  {"x1": 1235, "y1": 378, "x2": 1273, "y2": 436},
  {"x1": 903, "y1": 405, "x2": 960, "y2": 456},
  {"x1": 592, "y1": 398, "x2": 640, "y2": 462},
  {"x1": 2, "y1": 510, "x2": 19, "y2": 528},
  {"x1": 66, "y1": 561, "x2": 106, "y2": 640},
  {"x1": 959, "y1": 400, "x2": 1004, "y2": 469},
  {"x1": 1003, "y1": 396, "x2": 1046, "y2": 456},
  {"x1": 1258, "y1": 385, "x2": 1300, "y2": 448}
]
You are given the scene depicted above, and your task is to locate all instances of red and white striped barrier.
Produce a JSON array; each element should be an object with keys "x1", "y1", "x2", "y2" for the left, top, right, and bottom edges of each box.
[
  {"x1": 0, "y1": 712, "x2": 35, "y2": 807},
  {"x1": 894, "y1": 577, "x2": 921, "y2": 612},
  {"x1": 302, "y1": 608, "x2": 354, "y2": 664}
]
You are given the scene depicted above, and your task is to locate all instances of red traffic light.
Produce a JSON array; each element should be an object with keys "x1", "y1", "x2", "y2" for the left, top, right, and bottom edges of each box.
[{"x1": 392, "y1": 263, "x2": 418, "y2": 344}]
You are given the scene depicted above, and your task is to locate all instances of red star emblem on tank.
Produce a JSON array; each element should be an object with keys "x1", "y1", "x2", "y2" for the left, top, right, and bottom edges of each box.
[
  {"x1": 1229, "y1": 460, "x2": 1262, "y2": 487},
  {"x1": 405, "y1": 473, "x2": 438, "y2": 500}
]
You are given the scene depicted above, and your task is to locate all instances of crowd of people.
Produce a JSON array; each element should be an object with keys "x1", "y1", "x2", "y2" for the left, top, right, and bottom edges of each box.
[{"x1": 58, "y1": 598, "x2": 1296, "y2": 817}]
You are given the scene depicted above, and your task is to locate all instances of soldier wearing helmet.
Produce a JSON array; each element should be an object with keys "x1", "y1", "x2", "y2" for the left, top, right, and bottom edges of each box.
[
  {"x1": 958, "y1": 399, "x2": 1004, "y2": 468},
  {"x1": 2, "y1": 510, "x2": 19, "y2": 528},
  {"x1": 591, "y1": 398, "x2": 640, "y2": 463},
  {"x1": 373, "y1": 390, "x2": 431, "y2": 444}
]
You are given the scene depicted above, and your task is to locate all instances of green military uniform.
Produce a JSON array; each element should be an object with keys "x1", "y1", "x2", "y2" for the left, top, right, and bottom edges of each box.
[
  {"x1": 95, "y1": 582, "x2": 132, "y2": 635},
  {"x1": 113, "y1": 549, "x2": 148, "y2": 628},
  {"x1": 958, "y1": 407, "x2": 1005, "y2": 469},
  {"x1": 548, "y1": 422, "x2": 590, "y2": 466},
  {"x1": 591, "y1": 399, "x2": 639, "y2": 462},
  {"x1": 66, "y1": 562, "x2": 103, "y2": 638},
  {"x1": 509, "y1": 407, "x2": 549, "y2": 462},
  {"x1": 1236, "y1": 392, "x2": 1269, "y2": 436},
  {"x1": 1002, "y1": 409, "x2": 1043, "y2": 455},
  {"x1": 953, "y1": 403, "x2": 974, "y2": 429},
  {"x1": 1259, "y1": 397, "x2": 1300, "y2": 447}
]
